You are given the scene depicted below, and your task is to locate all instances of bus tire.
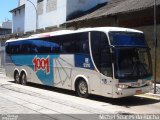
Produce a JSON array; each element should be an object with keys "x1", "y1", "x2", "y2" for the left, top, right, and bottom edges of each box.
[
  {"x1": 14, "y1": 71, "x2": 20, "y2": 84},
  {"x1": 20, "y1": 72, "x2": 27, "y2": 85},
  {"x1": 76, "y1": 79, "x2": 89, "y2": 98}
]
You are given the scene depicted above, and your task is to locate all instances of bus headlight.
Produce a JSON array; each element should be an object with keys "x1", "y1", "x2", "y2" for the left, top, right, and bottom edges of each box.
[{"x1": 117, "y1": 84, "x2": 129, "y2": 89}]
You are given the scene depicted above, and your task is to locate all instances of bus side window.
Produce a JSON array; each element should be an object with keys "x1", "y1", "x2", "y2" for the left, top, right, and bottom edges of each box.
[
  {"x1": 6, "y1": 43, "x2": 11, "y2": 54},
  {"x1": 79, "y1": 33, "x2": 89, "y2": 54},
  {"x1": 91, "y1": 32, "x2": 101, "y2": 69},
  {"x1": 11, "y1": 41, "x2": 21, "y2": 54},
  {"x1": 100, "y1": 33, "x2": 112, "y2": 77},
  {"x1": 91, "y1": 31, "x2": 112, "y2": 77},
  {"x1": 58, "y1": 34, "x2": 76, "y2": 54}
]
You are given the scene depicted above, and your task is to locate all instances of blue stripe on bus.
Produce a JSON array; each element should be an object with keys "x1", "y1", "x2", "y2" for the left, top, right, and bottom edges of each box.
[
  {"x1": 10, "y1": 54, "x2": 94, "y2": 86},
  {"x1": 11, "y1": 54, "x2": 59, "y2": 86},
  {"x1": 74, "y1": 54, "x2": 94, "y2": 70}
]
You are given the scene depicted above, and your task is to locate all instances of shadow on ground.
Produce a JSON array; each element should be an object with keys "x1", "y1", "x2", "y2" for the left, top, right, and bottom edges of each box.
[{"x1": 9, "y1": 81, "x2": 160, "y2": 108}]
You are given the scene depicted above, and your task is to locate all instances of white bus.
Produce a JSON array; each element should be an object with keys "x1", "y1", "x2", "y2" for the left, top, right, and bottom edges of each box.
[{"x1": 5, "y1": 27, "x2": 152, "y2": 98}]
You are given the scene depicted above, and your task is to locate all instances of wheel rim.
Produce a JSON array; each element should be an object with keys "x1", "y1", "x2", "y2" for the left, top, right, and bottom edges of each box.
[
  {"x1": 79, "y1": 81, "x2": 87, "y2": 95},
  {"x1": 21, "y1": 73, "x2": 26, "y2": 85},
  {"x1": 15, "y1": 73, "x2": 19, "y2": 83}
]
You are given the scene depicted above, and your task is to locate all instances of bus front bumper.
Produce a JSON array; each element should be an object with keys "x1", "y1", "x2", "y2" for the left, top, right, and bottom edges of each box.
[{"x1": 113, "y1": 85, "x2": 153, "y2": 98}]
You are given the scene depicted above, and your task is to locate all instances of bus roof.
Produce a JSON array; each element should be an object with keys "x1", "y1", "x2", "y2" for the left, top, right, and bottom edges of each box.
[{"x1": 6, "y1": 27, "x2": 143, "y2": 43}]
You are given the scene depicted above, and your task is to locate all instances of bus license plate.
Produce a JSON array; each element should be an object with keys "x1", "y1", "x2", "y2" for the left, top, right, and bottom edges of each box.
[{"x1": 135, "y1": 90, "x2": 142, "y2": 95}]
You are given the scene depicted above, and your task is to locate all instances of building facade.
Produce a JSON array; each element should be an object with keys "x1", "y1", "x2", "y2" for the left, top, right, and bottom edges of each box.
[
  {"x1": 11, "y1": 0, "x2": 108, "y2": 33},
  {"x1": 0, "y1": 28, "x2": 11, "y2": 36},
  {"x1": 19, "y1": 0, "x2": 25, "y2": 6},
  {"x1": 0, "y1": 41, "x2": 5, "y2": 67},
  {"x1": 0, "y1": 28, "x2": 11, "y2": 67},
  {"x1": 2, "y1": 20, "x2": 12, "y2": 29},
  {"x1": 10, "y1": 5, "x2": 25, "y2": 34},
  {"x1": 25, "y1": 0, "x2": 108, "y2": 32}
]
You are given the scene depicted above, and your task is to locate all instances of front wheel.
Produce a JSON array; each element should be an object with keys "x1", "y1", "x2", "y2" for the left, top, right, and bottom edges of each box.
[
  {"x1": 20, "y1": 72, "x2": 27, "y2": 85},
  {"x1": 76, "y1": 80, "x2": 89, "y2": 98}
]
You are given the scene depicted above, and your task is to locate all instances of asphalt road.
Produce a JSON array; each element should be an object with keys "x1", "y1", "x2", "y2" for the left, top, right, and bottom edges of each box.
[{"x1": 0, "y1": 71, "x2": 160, "y2": 120}]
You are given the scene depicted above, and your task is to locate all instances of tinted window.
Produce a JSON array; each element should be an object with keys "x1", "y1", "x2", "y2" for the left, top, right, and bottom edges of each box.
[
  {"x1": 6, "y1": 32, "x2": 89, "y2": 55},
  {"x1": 114, "y1": 48, "x2": 152, "y2": 80},
  {"x1": 91, "y1": 31, "x2": 112, "y2": 77},
  {"x1": 109, "y1": 32, "x2": 147, "y2": 47}
]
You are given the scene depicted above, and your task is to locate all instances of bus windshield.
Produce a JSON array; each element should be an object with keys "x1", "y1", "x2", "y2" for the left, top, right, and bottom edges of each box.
[
  {"x1": 109, "y1": 32, "x2": 146, "y2": 47},
  {"x1": 114, "y1": 48, "x2": 152, "y2": 80}
]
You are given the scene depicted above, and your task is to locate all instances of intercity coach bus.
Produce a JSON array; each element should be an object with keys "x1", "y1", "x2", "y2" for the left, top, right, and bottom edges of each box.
[{"x1": 5, "y1": 27, "x2": 152, "y2": 98}]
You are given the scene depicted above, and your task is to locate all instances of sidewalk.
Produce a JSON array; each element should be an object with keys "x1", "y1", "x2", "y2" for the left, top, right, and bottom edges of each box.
[
  {"x1": 0, "y1": 67, "x2": 5, "y2": 74},
  {"x1": 136, "y1": 83, "x2": 160, "y2": 100}
]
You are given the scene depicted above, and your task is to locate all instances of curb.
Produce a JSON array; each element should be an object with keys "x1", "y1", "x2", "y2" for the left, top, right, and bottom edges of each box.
[
  {"x1": 135, "y1": 93, "x2": 160, "y2": 100},
  {"x1": 146, "y1": 93, "x2": 160, "y2": 98}
]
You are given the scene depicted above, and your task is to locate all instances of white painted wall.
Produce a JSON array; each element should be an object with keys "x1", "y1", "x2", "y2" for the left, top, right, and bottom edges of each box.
[
  {"x1": 38, "y1": 0, "x2": 67, "y2": 29},
  {"x1": 19, "y1": 0, "x2": 25, "y2": 6},
  {"x1": 25, "y1": 0, "x2": 67, "y2": 32},
  {"x1": 25, "y1": 0, "x2": 37, "y2": 32},
  {"x1": 66, "y1": 0, "x2": 108, "y2": 20},
  {"x1": 24, "y1": 0, "x2": 109, "y2": 32},
  {"x1": 12, "y1": 7, "x2": 25, "y2": 33}
]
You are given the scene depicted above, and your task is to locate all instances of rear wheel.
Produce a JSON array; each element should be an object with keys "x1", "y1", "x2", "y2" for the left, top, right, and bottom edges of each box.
[
  {"x1": 76, "y1": 79, "x2": 89, "y2": 98},
  {"x1": 14, "y1": 72, "x2": 20, "y2": 84},
  {"x1": 20, "y1": 72, "x2": 27, "y2": 85}
]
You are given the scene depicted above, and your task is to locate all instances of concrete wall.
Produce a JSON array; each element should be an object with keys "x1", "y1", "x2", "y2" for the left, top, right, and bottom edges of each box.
[
  {"x1": 0, "y1": 51, "x2": 4, "y2": 67},
  {"x1": 38, "y1": 0, "x2": 67, "y2": 29},
  {"x1": 24, "y1": 0, "x2": 109, "y2": 32},
  {"x1": 25, "y1": 0, "x2": 67, "y2": 32},
  {"x1": 19, "y1": 0, "x2": 25, "y2": 6},
  {"x1": 12, "y1": 7, "x2": 25, "y2": 33},
  {"x1": 0, "y1": 41, "x2": 5, "y2": 67},
  {"x1": 66, "y1": 0, "x2": 108, "y2": 20}
]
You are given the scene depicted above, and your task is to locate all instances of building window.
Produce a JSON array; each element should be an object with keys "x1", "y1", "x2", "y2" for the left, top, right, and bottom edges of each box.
[
  {"x1": 37, "y1": 0, "x2": 43, "y2": 3},
  {"x1": 6, "y1": 32, "x2": 89, "y2": 55},
  {"x1": 37, "y1": 0, "x2": 44, "y2": 15},
  {"x1": 46, "y1": 0, "x2": 57, "y2": 12}
]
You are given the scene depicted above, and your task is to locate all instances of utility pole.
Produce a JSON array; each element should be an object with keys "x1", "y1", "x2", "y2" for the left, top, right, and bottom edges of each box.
[{"x1": 154, "y1": 0, "x2": 157, "y2": 94}]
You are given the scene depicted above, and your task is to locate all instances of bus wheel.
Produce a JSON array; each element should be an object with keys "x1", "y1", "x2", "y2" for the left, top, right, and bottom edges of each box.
[
  {"x1": 20, "y1": 72, "x2": 27, "y2": 85},
  {"x1": 14, "y1": 72, "x2": 20, "y2": 84},
  {"x1": 76, "y1": 79, "x2": 89, "y2": 98}
]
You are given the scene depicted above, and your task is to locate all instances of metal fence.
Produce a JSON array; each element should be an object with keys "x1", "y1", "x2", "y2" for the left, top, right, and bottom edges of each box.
[{"x1": 151, "y1": 85, "x2": 160, "y2": 94}]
